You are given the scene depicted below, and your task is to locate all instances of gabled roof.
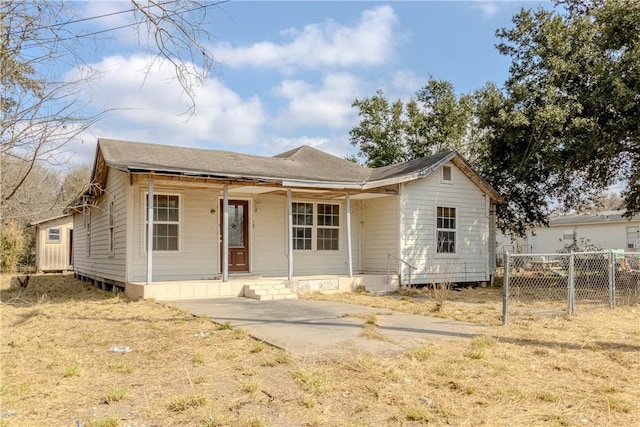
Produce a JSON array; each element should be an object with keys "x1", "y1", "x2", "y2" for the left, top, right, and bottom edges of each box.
[
  {"x1": 28, "y1": 212, "x2": 73, "y2": 227},
  {"x1": 88, "y1": 138, "x2": 502, "y2": 202}
]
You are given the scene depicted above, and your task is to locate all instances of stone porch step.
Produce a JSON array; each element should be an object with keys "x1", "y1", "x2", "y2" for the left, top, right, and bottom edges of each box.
[{"x1": 243, "y1": 282, "x2": 298, "y2": 301}]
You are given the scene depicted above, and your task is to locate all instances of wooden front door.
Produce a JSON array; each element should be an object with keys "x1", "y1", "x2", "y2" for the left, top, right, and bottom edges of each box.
[{"x1": 221, "y1": 200, "x2": 249, "y2": 272}]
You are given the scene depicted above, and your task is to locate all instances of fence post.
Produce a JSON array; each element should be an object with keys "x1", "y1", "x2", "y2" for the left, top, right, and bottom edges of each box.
[
  {"x1": 502, "y1": 252, "x2": 510, "y2": 326},
  {"x1": 568, "y1": 252, "x2": 575, "y2": 315},
  {"x1": 608, "y1": 250, "x2": 616, "y2": 308}
]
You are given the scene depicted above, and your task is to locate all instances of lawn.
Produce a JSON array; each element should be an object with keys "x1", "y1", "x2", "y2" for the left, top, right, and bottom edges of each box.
[{"x1": 1, "y1": 275, "x2": 638, "y2": 426}]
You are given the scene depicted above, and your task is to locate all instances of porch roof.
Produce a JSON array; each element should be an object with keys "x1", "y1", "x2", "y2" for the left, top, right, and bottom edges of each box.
[{"x1": 81, "y1": 138, "x2": 501, "y2": 203}]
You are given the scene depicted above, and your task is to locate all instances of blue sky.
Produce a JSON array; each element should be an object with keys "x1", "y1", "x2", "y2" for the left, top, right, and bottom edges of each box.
[{"x1": 67, "y1": 0, "x2": 552, "y2": 167}]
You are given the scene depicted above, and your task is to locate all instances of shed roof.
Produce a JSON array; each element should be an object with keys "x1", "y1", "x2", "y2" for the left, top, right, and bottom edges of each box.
[{"x1": 548, "y1": 210, "x2": 638, "y2": 226}]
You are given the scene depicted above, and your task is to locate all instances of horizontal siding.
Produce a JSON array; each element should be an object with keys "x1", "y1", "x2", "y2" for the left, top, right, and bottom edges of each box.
[
  {"x1": 401, "y1": 162, "x2": 490, "y2": 284},
  {"x1": 73, "y1": 169, "x2": 127, "y2": 282},
  {"x1": 36, "y1": 217, "x2": 73, "y2": 271},
  {"x1": 530, "y1": 223, "x2": 634, "y2": 253},
  {"x1": 253, "y1": 195, "x2": 361, "y2": 276},
  {"x1": 128, "y1": 182, "x2": 362, "y2": 281},
  {"x1": 131, "y1": 184, "x2": 218, "y2": 281},
  {"x1": 251, "y1": 194, "x2": 287, "y2": 275},
  {"x1": 362, "y1": 196, "x2": 398, "y2": 274}
]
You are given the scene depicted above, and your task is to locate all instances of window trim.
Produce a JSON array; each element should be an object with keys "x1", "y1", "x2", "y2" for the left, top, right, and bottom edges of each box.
[
  {"x1": 436, "y1": 205, "x2": 456, "y2": 254},
  {"x1": 291, "y1": 201, "x2": 341, "y2": 252},
  {"x1": 292, "y1": 202, "x2": 314, "y2": 251},
  {"x1": 441, "y1": 165, "x2": 453, "y2": 183},
  {"x1": 627, "y1": 225, "x2": 640, "y2": 249},
  {"x1": 85, "y1": 208, "x2": 91, "y2": 257},
  {"x1": 46, "y1": 228, "x2": 62, "y2": 243},
  {"x1": 108, "y1": 197, "x2": 115, "y2": 256},
  {"x1": 143, "y1": 191, "x2": 182, "y2": 253}
]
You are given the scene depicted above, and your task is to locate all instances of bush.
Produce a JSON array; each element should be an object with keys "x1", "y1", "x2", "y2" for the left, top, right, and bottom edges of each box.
[{"x1": 1, "y1": 220, "x2": 28, "y2": 273}]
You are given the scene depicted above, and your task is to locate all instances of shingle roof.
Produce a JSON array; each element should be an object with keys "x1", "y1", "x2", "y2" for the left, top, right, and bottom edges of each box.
[
  {"x1": 99, "y1": 139, "x2": 370, "y2": 183},
  {"x1": 94, "y1": 138, "x2": 501, "y2": 201}
]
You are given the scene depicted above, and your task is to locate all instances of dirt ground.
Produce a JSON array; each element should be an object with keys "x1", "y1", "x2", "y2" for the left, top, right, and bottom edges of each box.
[{"x1": 1, "y1": 274, "x2": 638, "y2": 426}]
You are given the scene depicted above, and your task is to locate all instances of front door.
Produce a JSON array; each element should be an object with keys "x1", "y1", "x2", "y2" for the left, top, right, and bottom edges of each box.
[{"x1": 220, "y1": 200, "x2": 249, "y2": 272}]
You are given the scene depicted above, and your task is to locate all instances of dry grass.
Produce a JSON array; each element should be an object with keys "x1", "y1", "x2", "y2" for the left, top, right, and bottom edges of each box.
[{"x1": 1, "y1": 275, "x2": 639, "y2": 426}]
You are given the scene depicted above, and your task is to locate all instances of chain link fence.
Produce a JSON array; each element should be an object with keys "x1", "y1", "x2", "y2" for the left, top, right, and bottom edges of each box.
[{"x1": 501, "y1": 251, "x2": 640, "y2": 325}]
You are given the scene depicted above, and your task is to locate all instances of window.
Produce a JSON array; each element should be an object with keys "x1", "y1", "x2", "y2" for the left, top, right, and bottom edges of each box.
[
  {"x1": 292, "y1": 202, "x2": 313, "y2": 250},
  {"x1": 436, "y1": 206, "x2": 456, "y2": 253},
  {"x1": 562, "y1": 229, "x2": 576, "y2": 248},
  {"x1": 292, "y1": 202, "x2": 340, "y2": 251},
  {"x1": 317, "y1": 203, "x2": 339, "y2": 250},
  {"x1": 47, "y1": 228, "x2": 61, "y2": 243},
  {"x1": 627, "y1": 226, "x2": 640, "y2": 249},
  {"x1": 85, "y1": 209, "x2": 91, "y2": 256},
  {"x1": 108, "y1": 198, "x2": 115, "y2": 255},
  {"x1": 146, "y1": 194, "x2": 180, "y2": 251},
  {"x1": 442, "y1": 165, "x2": 452, "y2": 182}
]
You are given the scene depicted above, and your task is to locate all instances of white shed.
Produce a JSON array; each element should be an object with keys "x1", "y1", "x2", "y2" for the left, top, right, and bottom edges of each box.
[{"x1": 31, "y1": 213, "x2": 74, "y2": 272}]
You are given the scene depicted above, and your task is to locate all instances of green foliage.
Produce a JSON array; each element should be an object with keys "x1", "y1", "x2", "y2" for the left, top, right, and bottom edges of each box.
[
  {"x1": 477, "y1": 0, "x2": 640, "y2": 235},
  {"x1": 349, "y1": 78, "x2": 479, "y2": 167}
]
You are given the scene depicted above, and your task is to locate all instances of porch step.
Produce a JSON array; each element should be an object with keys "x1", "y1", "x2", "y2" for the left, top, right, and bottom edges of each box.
[
  {"x1": 243, "y1": 282, "x2": 298, "y2": 301},
  {"x1": 364, "y1": 275, "x2": 398, "y2": 295}
]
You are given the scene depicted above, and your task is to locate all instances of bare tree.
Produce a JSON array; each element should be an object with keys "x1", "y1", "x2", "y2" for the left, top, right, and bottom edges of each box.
[{"x1": 1, "y1": 0, "x2": 223, "y2": 223}]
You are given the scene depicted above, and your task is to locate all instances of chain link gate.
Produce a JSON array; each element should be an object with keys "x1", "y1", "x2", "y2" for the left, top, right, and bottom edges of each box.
[{"x1": 502, "y1": 251, "x2": 640, "y2": 325}]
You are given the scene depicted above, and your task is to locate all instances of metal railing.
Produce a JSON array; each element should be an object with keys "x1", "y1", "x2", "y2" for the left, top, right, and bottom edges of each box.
[
  {"x1": 387, "y1": 253, "x2": 417, "y2": 287},
  {"x1": 502, "y1": 251, "x2": 640, "y2": 325}
]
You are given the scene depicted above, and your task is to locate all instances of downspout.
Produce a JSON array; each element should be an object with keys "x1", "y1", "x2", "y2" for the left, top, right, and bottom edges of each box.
[
  {"x1": 346, "y1": 193, "x2": 353, "y2": 278},
  {"x1": 146, "y1": 178, "x2": 154, "y2": 286},
  {"x1": 222, "y1": 185, "x2": 229, "y2": 282}
]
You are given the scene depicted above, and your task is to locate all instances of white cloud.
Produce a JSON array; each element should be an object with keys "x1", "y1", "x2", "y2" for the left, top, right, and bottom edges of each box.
[
  {"x1": 470, "y1": 1, "x2": 501, "y2": 19},
  {"x1": 391, "y1": 70, "x2": 425, "y2": 96},
  {"x1": 73, "y1": 54, "x2": 266, "y2": 148},
  {"x1": 273, "y1": 73, "x2": 363, "y2": 130},
  {"x1": 217, "y1": 5, "x2": 398, "y2": 71}
]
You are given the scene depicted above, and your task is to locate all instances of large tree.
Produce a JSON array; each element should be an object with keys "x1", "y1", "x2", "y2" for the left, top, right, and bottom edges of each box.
[
  {"x1": 477, "y1": 0, "x2": 640, "y2": 235},
  {"x1": 1, "y1": 0, "x2": 222, "y2": 223},
  {"x1": 349, "y1": 78, "x2": 478, "y2": 167}
]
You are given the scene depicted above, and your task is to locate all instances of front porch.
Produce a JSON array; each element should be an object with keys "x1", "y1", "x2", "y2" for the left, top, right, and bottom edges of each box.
[{"x1": 124, "y1": 274, "x2": 398, "y2": 301}]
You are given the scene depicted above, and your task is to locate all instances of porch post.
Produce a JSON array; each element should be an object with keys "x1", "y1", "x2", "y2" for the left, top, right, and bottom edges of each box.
[
  {"x1": 222, "y1": 184, "x2": 229, "y2": 282},
  {"x1": 346, "y1": 193, "x2": 353, "y2": 278},
  {"x1": 146, "y1": 178, "x2": 154, "y2": 286},
  {"x1": 287, "y1": 189, "x2": 293, "y2": 282}
]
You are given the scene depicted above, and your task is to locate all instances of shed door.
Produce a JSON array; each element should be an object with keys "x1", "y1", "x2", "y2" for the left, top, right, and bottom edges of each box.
[{"x1": 220, "y1": 200, "x2": 249, "y2": 272}]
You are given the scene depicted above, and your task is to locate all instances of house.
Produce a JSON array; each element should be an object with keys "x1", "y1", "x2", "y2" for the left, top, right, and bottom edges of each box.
[
  {"x1": 67, "y1": 138, "x2": 502, "y2": 300},
  {"x1": 30, "y1": 213, "x2": 74, "y2": 272},
  {"x1": 497, "y1": 210, "x2": 640, "y2": 255}
]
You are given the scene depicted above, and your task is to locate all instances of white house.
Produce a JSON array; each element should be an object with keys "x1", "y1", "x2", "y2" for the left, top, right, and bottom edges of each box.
[
  {"x1": 497, "y1": 210, "x2": 640, "y2": 255},
  {"x1": 30, "y1": 213, "x2": 74, "y2": 272},
  {"x1": 67, "y1": 138, "x2": 502, "y2": 300}
]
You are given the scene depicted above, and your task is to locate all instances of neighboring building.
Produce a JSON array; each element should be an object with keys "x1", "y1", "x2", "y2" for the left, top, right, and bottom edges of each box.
[
  {"x1": 30, "y1": 213, "x2": 74, "y2": 272},
  {"x1": 497, "y1": 210, "x2": 640, "y2": 255},
  {"x1": 67, "y1": 138, "x2": 502, "y2": 300}
]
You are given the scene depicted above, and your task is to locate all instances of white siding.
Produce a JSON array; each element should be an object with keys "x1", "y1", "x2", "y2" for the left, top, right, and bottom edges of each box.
[
  {"x1": 251, "y1": 194, "x2": 287, "y2": 275},
  {"x1": 73, "y1": 169, "x2": 128, "y2": 282},
  {"x1": 128, "y1": 183, "x2": 362, "y2": 281},
  {"x1": 400, "y1": 161, "x2": 490, "y2": 284},
  {"x1": 131, "y1": 181, "x2": 218, "y2": 281},
  {"x1": 529, "y1": 222, "x2": 637, "y2": 253},
  {"x1": 252, "y1": 194, "x2": 361, "y2": 276},
  {"x1": 362, "y1": 196, "x2": 398, "y2": 274},
  {"x1": 35, "y1": 216, "x2": 73, "y2": 271}
]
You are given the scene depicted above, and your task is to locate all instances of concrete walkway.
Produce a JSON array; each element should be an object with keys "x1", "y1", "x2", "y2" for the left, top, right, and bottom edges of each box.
[{"x1": 171, "y1": 298, "x2": 487, "y2": 358}]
